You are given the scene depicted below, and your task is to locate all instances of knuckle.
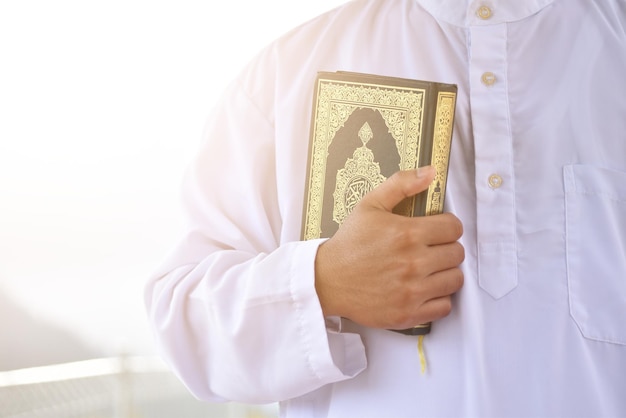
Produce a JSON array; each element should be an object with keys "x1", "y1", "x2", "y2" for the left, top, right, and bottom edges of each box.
[
  {"x1": 388, "y1": 170, "x2": 404, "y2": 186},
  {"x1": 442, "y1": 270, "x2": 463, "y2": 294},
  {"x1": 456, "y1": 269, "x2": 465, "y2": 287},
  {"x1": 442, "y1": 213, "x2": 463, "y2": 238},
  {"x1": 385, "y1": 302, "x2": 415, "y2": 328},
  {"x1": 408, "y1": 222, "x2": 430, "y2": 247},
  {"x1": 393, "y1": 311, "x2": 414, "y2": 328},
  {"x1": 456, "y1": 217, "x2": 464, "y2": 236},
  {"x1": 451, "y1": 216, "x2": 464, "y2": 238},
  {"x1": 442, "y1": 268, "x2": 465, "y2": 295},
  {"x1": 438, "y1": 298, "x2": 453, "y2": 317},
  {"x1": 452, "y1": 268, "x2": 464, "y2": 290},
  {"x1": 404, "y1": 256, "x2": 426, "y2": 278},
  {"x1": 453, "y1": 241, "x2": 466, "y2": 263}
]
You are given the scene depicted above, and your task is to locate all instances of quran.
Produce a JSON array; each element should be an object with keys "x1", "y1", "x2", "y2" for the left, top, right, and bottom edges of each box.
[{"x1": 301, "y1": 71, "x2": 457, "y2": 337}]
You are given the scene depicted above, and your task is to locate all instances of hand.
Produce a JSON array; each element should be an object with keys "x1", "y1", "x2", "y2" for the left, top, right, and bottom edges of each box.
[{"x1": 314, "y1": 166, "x2": 465, "y2": 330}]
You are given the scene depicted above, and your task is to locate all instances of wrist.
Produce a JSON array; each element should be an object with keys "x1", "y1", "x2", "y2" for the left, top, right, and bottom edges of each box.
[{"x1": 314, "y1": 241, "x2": 342, "y2": 318}]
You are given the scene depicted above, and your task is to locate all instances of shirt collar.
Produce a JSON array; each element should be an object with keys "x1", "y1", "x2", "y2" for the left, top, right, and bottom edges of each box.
[{"x1": 416, "y1": 0, "x2": 555, "y2": 27}]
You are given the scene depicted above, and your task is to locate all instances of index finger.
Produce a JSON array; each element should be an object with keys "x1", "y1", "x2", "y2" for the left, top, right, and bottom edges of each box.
[{"x1": 408, "y1": 212, "x2": 463, "y2": 246}]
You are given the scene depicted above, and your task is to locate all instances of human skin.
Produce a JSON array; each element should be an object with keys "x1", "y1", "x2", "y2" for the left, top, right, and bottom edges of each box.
[{"x1": 315, "y1": 166, "x2": 465, "y2": 330}]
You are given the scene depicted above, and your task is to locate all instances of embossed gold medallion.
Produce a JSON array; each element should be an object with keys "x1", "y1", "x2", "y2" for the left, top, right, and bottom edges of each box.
[{"x1": 333, "y1": 122, "x2": 386, "y2": 224}]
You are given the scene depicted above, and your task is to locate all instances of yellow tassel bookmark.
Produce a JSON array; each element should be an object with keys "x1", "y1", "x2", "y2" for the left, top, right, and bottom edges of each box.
[{"x1": 418, "y1": 335, "x2": 427, "y2": 374}]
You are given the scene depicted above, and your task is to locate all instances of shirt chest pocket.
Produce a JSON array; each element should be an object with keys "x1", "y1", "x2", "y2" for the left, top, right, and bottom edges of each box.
[{"x1": 564, "y1": 165, "x2": 626, "y2": 345}]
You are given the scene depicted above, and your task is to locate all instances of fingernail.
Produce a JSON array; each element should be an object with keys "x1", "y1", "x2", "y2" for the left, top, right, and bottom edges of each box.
[{"x1": 416, "y1": 165, "x2": 435, "y2": 178}]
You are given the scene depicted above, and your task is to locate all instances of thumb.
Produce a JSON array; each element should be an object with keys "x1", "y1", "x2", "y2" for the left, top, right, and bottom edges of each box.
[{"x1": 362, "y1": 165, "x2": 436, "y2": 212}]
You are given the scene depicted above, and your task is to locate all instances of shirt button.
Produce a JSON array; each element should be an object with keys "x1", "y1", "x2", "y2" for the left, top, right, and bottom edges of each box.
[
  {"x1": 488, "y1": 174, "x2": 503, "y2": 189},
  {"x1": 477, "y1": 5, "x2": 492, "y2": 20},
  {"x1": 481, "y1": 72, "x2": 496, "y2": 86}
]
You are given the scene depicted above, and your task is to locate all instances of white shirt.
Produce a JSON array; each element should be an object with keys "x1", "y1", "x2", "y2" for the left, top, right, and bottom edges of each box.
[{"x1": 145, "y1": 0, "x2": 626, "y2": 416}]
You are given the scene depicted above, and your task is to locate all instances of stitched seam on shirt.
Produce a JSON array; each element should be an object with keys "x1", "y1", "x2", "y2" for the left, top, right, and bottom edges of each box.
[
  {"x1": 570, "y1": 190, "x2": 626, "y2": 203},
  {"x1": 503, "y1": 22, "x2": 519, "y2": 258}
]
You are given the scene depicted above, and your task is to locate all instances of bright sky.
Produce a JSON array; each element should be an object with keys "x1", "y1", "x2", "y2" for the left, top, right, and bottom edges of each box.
[{"x1": 0, "y1": 0, "x2": 347, "y2": 360}]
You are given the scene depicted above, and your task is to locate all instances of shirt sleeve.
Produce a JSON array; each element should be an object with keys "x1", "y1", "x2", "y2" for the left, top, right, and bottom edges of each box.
[{"x1": 144, "y1": 76, "x2": 366, "y2": 404}]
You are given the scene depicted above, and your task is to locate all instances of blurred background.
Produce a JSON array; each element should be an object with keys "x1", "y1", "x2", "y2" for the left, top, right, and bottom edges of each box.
[{"x1": 0, "y1": 1, "x2": 346, "y2": 416}]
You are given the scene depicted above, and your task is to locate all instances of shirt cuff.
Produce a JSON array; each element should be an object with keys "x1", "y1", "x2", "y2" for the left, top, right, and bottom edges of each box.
[{"x1": 289, "y1": 239, "x2": 367, "y2": 383}]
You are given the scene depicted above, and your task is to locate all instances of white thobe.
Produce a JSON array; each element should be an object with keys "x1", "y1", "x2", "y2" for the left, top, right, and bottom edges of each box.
[{"x1": 145, "y1": 0, "x2": 626, "y2": 416}]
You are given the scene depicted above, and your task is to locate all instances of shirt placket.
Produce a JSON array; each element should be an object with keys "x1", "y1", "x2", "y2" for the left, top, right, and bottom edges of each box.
[{"x1": 469, "y1": 8, "x2": 518, "y2": 299}]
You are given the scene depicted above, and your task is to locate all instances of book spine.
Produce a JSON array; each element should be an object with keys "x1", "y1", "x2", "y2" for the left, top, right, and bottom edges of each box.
[
  {"x1": 394, "y1": 87, "x2": 456, "y2": 337},
  {"x1": 424, "y1": 89, "x2": 457, "y2": 216}
]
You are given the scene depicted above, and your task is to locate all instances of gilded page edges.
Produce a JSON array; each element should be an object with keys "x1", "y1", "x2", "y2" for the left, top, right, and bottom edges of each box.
[{"x1": 425, "y1": 91, "x2": 456, "y2": 216}]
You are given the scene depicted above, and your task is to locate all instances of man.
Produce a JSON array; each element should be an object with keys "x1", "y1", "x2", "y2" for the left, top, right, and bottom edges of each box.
[{"x1": 145, "y1": 0, "x2": 626, "y2": 416}]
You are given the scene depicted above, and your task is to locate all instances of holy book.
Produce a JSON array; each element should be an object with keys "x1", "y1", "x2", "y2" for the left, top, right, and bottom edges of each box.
[{"x1": 301, "y1": 71, "x2": 457, "y2": 336}]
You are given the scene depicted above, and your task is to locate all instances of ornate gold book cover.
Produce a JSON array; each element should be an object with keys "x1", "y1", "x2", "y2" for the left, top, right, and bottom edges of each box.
[
  {"x1": 302, "y1": 71, "x2": 457, "y2": 241},
  {"x1": 301, "y1": 71, "x2": 457, "y2": 337}
]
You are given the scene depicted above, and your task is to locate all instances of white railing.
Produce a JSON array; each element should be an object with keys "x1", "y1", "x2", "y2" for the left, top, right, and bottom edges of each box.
[{"x1": 0, "y1": 356, "x2": 278, "y2": 418}]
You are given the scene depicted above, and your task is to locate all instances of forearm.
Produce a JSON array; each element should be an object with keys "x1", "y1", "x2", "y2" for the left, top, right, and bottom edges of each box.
[{"x1": 145, "y1": 236, "x2": 366, "y2": 403}]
